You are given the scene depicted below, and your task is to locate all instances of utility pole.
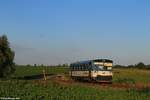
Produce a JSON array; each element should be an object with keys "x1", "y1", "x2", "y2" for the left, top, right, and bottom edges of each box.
[{"x1": 43, "y1": 69, "x2": 47, "y2": 81}]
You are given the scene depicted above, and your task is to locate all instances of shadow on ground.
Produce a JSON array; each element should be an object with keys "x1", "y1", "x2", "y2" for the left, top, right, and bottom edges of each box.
[{"x1": 13, "y1": 74, "x2": 54, "y2": 80}]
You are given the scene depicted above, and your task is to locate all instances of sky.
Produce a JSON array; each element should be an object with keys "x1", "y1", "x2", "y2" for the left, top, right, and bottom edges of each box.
[{"x1": 0, "y1": 0, "x2": 150, "y2": 65}]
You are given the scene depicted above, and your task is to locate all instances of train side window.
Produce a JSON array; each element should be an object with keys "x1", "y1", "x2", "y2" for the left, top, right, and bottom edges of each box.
[
  {"x1": 85, "y1": 64, "x2": 88, "y2": 70},
  {"x1": 74, "y1": 65, "x2": 76, "y2": 70},
  {"x1": 73, "y1": 65, "x2": 74, "y2": 70},
  {"x1": 83, "y1": 64, "x2": 85, "y2": 71},
  {"x1": 89, "y1": 62, "x2": 91, "y2": 66},
  {"x1": 82, "y1": 65, "x2": 84, "y2": 70},
  {"x1": 86, "y1": 64, "x2": 88, "y2": 70},
  {"x1": 81, "y1": 65, "x2": 83, "y2": 70},
  {"x1": 82, "y1": 65, "x2": 84, "y2": 71},
  {"x1": 76, "y1": 65, "x2": 79, "y2": 71},
  {"x1": 79, "y1": 65, "x2": 81, "y2": 70},
  {"x1": 83, "y1": 64, "x2": 86, "y2": 71},
  {"x1": 83, "y1": 65, "x2": 85, "y2": 70},
  {"x1": 75, "y1": 65, "x2": 77, "y2": 71},
  {"x1": 80, "y1": 65, "x2": 83, "y2": 70},
  {"x1": 87, "y1": 64, "x2": 89, "y2": 70},
  {"x1": 74, "y1": 65, "x2": 76, "y2": 71},
  {"x1": 72, "y1": 66, "x2": 73, "y2": 70},
  {"x1": 72, "y1": 65, "x2": 73, "y2": 70},
  {"x1": 80, "y1": 65, "x2": 82, "y2": 70}
]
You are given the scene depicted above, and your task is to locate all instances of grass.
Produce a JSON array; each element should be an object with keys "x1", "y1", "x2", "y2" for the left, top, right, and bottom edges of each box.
[
  {"x1": 113, "y1": 68, "x2": 150, "y2": 85},
  {"x1": 0, "y1": 80, "x2": 150, "y2": 100},
  {"x1": 0, "y1": 66, "x2": 150, "y2": 100},
  {"x1": 13, "y1": 66, "x2": 68, "y2": 77},
  {"x1": 0, "y1": 80, "x2": 149, "y2": 100}
]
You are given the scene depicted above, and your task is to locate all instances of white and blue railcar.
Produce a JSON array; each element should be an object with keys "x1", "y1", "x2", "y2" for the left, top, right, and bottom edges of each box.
[{"x1": 69, "y1": 59, "x2": 113, "y2": 82}]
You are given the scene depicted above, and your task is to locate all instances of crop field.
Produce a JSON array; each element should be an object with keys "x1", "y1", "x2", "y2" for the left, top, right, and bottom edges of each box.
[
  {"x1": 0, "y1": 66, "x2": 150, "y2": 100},
  {"x1": 113, "y1": 68, "x2": 150, "y2": 85}
]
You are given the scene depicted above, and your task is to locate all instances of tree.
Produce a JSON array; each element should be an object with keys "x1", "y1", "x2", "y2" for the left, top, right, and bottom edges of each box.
[
  {"x1": 0, "y1": 34, "x2": 15, "y2": 78},
  {"x1": 136, "y1": 62, "x2": 145, "y2": 69}
]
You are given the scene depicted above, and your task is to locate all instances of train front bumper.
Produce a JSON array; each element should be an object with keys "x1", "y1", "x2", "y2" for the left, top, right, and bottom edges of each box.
[{"x1": 95, "y1": 76, "x2": 112, "y2": 82}]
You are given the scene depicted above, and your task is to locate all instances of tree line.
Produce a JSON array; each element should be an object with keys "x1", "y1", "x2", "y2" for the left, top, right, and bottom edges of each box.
[{"x1": 114, "y1": 62, "x2": 150, "y2": 70}]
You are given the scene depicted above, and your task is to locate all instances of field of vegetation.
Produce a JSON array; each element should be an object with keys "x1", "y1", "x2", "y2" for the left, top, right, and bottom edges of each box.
[{"x1": 0, "y1": 66, "x2": 150, "y2": 100}]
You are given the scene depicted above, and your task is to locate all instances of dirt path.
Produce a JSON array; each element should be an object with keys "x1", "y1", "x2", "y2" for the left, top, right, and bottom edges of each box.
[{"x1": 36, "y1": 74, "x2": 150, "y2": 90}]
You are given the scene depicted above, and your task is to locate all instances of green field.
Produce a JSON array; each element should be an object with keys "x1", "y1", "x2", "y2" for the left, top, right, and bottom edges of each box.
[
  {"x1": 113, "y1": 68, "x2": 150, "y2": 85},
  {"x1": 0, "y1": 66, "x2": 150, "y2": 100}
]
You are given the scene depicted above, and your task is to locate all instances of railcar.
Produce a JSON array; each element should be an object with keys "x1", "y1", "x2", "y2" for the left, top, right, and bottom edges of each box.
[{"x1": 69, "y1": 59, "x2": 113, "y2": 83}]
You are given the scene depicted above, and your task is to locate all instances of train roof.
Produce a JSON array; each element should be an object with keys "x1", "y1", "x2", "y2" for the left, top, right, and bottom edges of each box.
[
  {"x1": 93, "y1": 59, "x2": 113, "y2": 63},
  {"x1": 71, "y1": 60, "x2": 91, "y2": 65},
  {"x1": 71, "y1": 59, "x2": 113, "y2": 65}
]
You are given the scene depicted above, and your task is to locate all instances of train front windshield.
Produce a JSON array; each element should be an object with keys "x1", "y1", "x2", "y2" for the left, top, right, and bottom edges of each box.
[{"x1": 94, "y1": 63, "x2": 112, "y2": 71}]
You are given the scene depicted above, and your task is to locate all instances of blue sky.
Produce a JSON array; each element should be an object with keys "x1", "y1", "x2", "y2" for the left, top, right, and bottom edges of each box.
[{"x1": 0, "y1": 0, "x2": 150, "y2": 65}]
